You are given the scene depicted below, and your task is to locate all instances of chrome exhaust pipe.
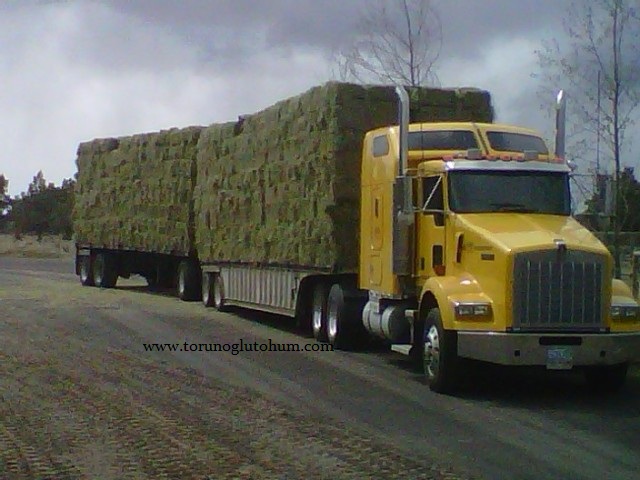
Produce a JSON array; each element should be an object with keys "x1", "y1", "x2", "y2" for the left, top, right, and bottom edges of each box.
[
  {"x1": 395, "y1": 86, "x2": 409, "y2": 176},
  {"x1": 555, "y1": 90, "x2": 566, "y2": 160}
]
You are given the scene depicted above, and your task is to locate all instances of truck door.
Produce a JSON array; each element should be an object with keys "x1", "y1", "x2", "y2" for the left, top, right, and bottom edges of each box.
[{"x1": 417, "y1": 175, "x2": 446, "y2": 278}]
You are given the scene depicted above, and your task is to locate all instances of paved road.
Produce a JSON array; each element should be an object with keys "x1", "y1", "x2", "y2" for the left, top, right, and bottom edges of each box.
[{"x1": 1, "y1": 257, "x2": 638, "y2": 479}]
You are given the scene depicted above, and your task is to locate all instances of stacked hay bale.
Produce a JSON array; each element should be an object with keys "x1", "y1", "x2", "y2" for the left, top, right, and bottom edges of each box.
[
  {"x1": 195, "y1": 82, "x2": 493, "y2": 272},
  {"x1": 74, "y1": 127, "x2": 202, "y2": 256}
]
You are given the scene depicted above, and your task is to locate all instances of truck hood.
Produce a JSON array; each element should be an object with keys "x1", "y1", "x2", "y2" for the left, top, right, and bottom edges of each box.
[{"x1": 455, "y1": 213, "x2": 607, "y2": 254}]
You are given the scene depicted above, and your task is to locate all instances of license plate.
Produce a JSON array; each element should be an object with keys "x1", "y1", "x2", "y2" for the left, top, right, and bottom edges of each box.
[{"x1": 546, "y1": 348, "x2": 573, "y2": 370}]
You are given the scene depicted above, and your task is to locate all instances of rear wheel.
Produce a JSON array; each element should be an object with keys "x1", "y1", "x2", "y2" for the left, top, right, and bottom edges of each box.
[
  {"x1": 79, "y1": 256, "x2": 94, "y2": 286},
  {"x1": 177, "y1": 260, "x2": 201, "y2": 301},
  {"x1": 423, "y1": 308, "x2": 459, "y2": 393},
  {"x1": 326, "y1": 283, "x2": 365, "y2": 350},
  {"x1": 584, "y1": 363, "x2": 628, "y2": 393},
  {"x1": 312, "y1": 283, "x2": 329, "y2": 342},
  {"x1": 93, "y1": 253, "x2": 118, "y2": 288}
]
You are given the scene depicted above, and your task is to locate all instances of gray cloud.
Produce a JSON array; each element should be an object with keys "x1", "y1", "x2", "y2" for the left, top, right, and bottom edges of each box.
[{"x1": 0, "y1": 0, "x2": 627, "y2": 196}]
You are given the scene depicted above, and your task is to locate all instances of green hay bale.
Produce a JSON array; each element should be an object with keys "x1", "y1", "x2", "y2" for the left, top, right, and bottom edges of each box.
[
  {"x1": 73, "y1": 126, "x2": 203, "y2": 256},
  {"x1": 193, "y1": 82, "x2": 493, "y2": 271}
]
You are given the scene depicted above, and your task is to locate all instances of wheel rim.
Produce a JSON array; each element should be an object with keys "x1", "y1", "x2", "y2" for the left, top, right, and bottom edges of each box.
[
  {"x1": 327, "y1": 301, "x2": 338, "y2": 340},
  {"x1": 312, "y1": 291, "x2": 323, "y2": 334},
  {"x1": 202, "y1": 275, "x2": 210, "y2": 304},
  {"x1": 80, "y1": 259, "x2": 89, "y2": 281},
  {"x1": 178, "y1": 269, "x2": 185, "y2": 296},
  {"x1": 214, "y1": 277, "x2": 223, "y2": 307},
  {"x1": 424, "y1": 325, "x2": 440, "y2": 379},
  {"x1": 94, "y1": 257, "x2": 103, "y2": 285}
]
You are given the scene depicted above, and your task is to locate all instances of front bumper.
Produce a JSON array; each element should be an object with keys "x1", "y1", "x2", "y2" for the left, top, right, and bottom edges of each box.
[{"x1": 457, "y1": 331, "x2": 640, "y2": 366}]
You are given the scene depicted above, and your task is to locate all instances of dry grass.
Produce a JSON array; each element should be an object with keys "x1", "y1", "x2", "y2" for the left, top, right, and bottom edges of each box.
[{"x1": 0, "y1": 234, "x2": 74, "y2": 258}]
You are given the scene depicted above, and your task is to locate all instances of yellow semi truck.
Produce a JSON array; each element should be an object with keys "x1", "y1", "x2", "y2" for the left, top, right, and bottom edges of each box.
[
  {"x1": 76, "y1": 84, "x2": 640, "y2": 393},
  {"x1": 353, "y1": 88, "x2": 640, "y2": 392}
]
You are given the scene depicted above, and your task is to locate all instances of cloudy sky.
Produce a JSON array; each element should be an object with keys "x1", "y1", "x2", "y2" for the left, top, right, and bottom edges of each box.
[{"x1": 0, "y1": 0, "x2": 598, "y2": 196}]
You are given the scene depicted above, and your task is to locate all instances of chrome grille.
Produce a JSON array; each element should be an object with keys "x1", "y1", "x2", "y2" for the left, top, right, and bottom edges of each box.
[{"x1": 512, "y1": 250, "x2": 607, "y2": 331}]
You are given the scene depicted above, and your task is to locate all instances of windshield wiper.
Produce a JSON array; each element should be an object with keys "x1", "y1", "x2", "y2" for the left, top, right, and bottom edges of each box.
[{"x1": 490, "y1": 202, "x2": 539, "y2": 213}]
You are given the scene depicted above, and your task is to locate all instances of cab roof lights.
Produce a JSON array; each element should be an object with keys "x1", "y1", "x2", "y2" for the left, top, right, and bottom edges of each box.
[{"x1": 441, "y1": 149, "x2": 558, "y2": 163}]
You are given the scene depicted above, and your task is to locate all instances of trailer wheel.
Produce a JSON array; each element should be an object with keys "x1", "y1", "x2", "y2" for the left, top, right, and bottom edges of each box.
[
  {"x1": 79, "y1": 256, "x2": 94, "y2": 287},
  {"x1": 423, "y1": 308, "x2": 459, "y2": 393},
  {"x1": 312, "y1": 283, "x2": 329, "y2": 342},
  {"x1": 177, "y1": 260, "x2": 201, "y2": 302},
  {"x1": 584, "y1": 363, "x2": 628, "y2": 393},
  {"x1": 202, "y1": 272, "x2": 216, "y2": 308},
  {"x1": 212, "y1": 274, "x2": 229, "y2": 311},
  {"x1": 93, "y1": 253, "x2": 118, "y2": 288}
]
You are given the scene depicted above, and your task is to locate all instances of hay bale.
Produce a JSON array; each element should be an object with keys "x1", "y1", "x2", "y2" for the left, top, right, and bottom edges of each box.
[
  {"x1": 73, "y1": 126, "x2": 203, "y2": 256},
  {"x1": 195, "y1": 82, "x2": 493, "y2": 271}
]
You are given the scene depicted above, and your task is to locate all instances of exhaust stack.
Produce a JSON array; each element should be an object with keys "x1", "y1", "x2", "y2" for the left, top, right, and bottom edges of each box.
[
  {"x1": 392, "y1": 86, "x2": 414, "y2": 277},
  {"x1": 395, "y1": 86, "x2": 412, "y2": 214},
  {"x1": 395, "y1": 86, "x2": 410, "y2": 178},
  {"x1": 555, "y1": 90, "x2": 566, "y2": 160}
]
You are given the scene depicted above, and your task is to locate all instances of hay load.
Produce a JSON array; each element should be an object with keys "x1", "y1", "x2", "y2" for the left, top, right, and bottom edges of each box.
[
  {"x1": 74, "y1": 126, "x2": 202, "y2": 256},
  {"x1": 194, "y1": 82, "x2": 493, "y2": 271}
]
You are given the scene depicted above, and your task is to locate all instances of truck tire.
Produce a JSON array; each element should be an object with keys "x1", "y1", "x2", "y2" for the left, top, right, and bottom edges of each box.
[
  {"x1": 212, "y1": 274, "x2": 229, "y2": 311},
  {"x1": 326, "y1": 283, "x2": 364, "y2": 350},
  {"x1": 312, "y1": 283, "x2": 329, "y2": 342},
  {"x1": 93, "y1": 253, "x2": 118, "y2": 288},
  {"x1": 79, "y1": 256, "x2": 94, "y2": 287},
  {"x1": 177, "y1": 260, "x2": 201, "y2": 302},
  {"x1": 202, "y1": 272, "x2": 223, "y2": 309},
  {"x1": 423, "y1": 308, "x2": 459, "y2": 393},
  {"x1": 584, "y1": 363, "x2": 628, "y2": 393},
  {"x1": 202, "y1": 272, "x2": 214, "y2": 307}
]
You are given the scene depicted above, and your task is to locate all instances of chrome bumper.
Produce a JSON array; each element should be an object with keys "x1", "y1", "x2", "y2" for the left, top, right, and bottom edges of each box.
[{"x1": 457, "y1": 331, "x2": 640, "y2": 366}]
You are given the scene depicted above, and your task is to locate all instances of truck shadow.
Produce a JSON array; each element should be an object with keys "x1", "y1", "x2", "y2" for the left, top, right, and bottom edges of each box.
[{"x1": 407, "y1": 358, "x2": 640, "y2": 414}]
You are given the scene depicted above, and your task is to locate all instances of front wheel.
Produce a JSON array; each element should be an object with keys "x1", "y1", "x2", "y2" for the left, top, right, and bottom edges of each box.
[
  {"x1": 423, "y1": 308, "x2": 459, "y2": 393},
  {"x1": 584, "y1": 363, "x2": 628, "y2": 393}
]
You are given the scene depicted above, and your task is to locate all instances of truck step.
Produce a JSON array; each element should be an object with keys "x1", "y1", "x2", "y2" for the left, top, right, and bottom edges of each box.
[{"x1": 391, "y1": 344, "x2": 413, "y2": 356}]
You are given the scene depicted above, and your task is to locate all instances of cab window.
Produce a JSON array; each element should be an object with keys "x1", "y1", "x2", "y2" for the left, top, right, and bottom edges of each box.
[
  {"x1": 422, "y1": 175, "x2": 445, "y2": 226},
  {"x1": 373, "y1": 135, "x2": 390, "y2": 157},
  {"x1": 486, "y1": 132, "x2": 549, "y2": 154},
  {"x1": 422, "y1": 176, "x2": 443, "y2": 210}
]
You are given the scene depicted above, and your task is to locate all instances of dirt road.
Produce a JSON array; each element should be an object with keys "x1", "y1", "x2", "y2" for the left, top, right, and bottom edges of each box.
[{"x1": 1, "y1": 257, "x2": 638, "y2": 479}]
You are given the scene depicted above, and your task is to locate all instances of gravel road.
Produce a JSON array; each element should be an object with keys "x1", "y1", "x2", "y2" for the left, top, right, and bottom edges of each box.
[{"x1": 1, "y1": 256, "x2": 638, "y2": 480}]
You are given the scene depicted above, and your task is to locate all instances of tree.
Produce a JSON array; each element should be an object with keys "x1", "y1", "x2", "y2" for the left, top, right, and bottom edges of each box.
[
  {"x1": 0, "y1": 174, "x2": 8, "y2": 208},
  {"x1": 7, "y1": 172, "x2": 75, "y2": 240},
  {"x1": 585, "y1": 168, "x2": 640, "y2": 231},
  {"x1": 334, "y1": 0, "x2": 442, "y2": 86},
  {"x1": 534, "y1": 0, "x2": 640, "y2": 278},
  {"x1": 28, "y1": 170, "x2": 47, "y2": 195},
  {"x1": 0, "y1": 174, "x2": 9, "y2": 229}
]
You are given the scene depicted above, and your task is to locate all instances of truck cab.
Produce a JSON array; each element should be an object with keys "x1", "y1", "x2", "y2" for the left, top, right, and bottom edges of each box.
[{"x1": 359, "y1": 91, "x2": 640, "y2": 393}]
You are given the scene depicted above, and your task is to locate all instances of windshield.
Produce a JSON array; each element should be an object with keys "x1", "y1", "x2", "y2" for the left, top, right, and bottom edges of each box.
[
  {"x1": 486, "y1": 131, "x2": 549, "y2": 154},
  {"x1": 448, "y1": 170, "x2": 571, "y2": 215}
]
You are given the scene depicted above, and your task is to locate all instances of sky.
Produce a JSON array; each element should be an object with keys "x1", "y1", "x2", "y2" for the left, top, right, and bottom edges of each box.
[{"x1": 0, "y1": 0, "x2": 618, "y2": 197}]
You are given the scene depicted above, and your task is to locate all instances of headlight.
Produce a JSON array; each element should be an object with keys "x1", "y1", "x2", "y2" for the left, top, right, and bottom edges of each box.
[
  {"x1": 455, "y1": 302, "x2": 491, "y2": 317},
  {"x1": 611, "y1": 304, "x2": 640, "y2": 320}
]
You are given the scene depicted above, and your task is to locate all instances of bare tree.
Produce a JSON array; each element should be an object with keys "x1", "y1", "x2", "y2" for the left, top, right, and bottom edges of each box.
[
  {"x1": 534, "y1": 0, "x2": 640, "y2": 277},
  {"x1": 334, "y1": 0, "x2": 442, "y2": 86}
]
